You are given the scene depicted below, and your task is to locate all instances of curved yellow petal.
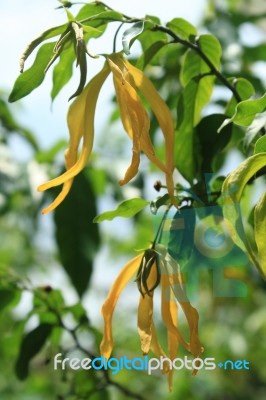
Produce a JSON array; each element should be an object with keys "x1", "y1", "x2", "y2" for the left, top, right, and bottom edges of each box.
[
  {"x1": 161, "y1": 273, "x2": 190, "y2": 351},
  {"x1": 167, "y1": 331, "x2": 179, "y2": 392},
  {"x1": 108, "y1": 54, "x2": 168, "y2": 176},
  {"x1": 100, "y1": 253, "x2": 143, "y2": 359},
  {"x1": 166, "y1": 259, "x2": 203, "y2": 358},
  {"x1": 157, "y1": 246, "x2": 203, "y2": 358},
  {"x1": 125, "y1": 58, "x2": 177, "y2": 206},
  {"x1": 38, "y1": 63, "x2": 110, "y2": 205},
  {"x1": 150, "y1": 321, "x2": 170, "y2": 375},
  {"x1": 124, "y1": 58, "x2": 175, "y2": 172},
  {"x1": 137, "y1": 261, "x2": 157, "y2": 355},
  {"x1": 138, "y1": 293, "x2": 153, "y2": 355},
  {"x1": 41, "y1": 180, "x2": 73, "y2": 215}
]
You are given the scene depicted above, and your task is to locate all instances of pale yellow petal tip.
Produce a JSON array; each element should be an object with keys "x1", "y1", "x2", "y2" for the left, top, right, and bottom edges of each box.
[
  {"x1": 37, "y1": 184, "x2": 46, "y2": 193},
  {"x1": 100, "y1": 341, "x2": 113, "y2": 359}
]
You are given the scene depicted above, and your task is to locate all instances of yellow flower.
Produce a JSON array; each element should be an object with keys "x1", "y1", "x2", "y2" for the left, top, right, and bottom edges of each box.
[
  {"x1": 38, "y1": 53, "x2": 177, "y2": 213},
  {"x1": 100, "y1": 245, "x2": 203, "y2": 391},
  {"x1": 38, "y1": 62, "x2": 110, "y2": 214}
]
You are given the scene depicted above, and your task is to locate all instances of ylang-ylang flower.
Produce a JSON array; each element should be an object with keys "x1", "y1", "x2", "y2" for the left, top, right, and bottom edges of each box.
[
  {"x1": 37, "y1": 53, "x2": 176, "y2": 214},
  {"x1": 100, "y1": 244, "x2": 203, "y2": 391}
]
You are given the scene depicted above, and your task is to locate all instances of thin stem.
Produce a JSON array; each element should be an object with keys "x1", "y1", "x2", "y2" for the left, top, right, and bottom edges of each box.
[
  {"x1": 154, "y1": 25, "x2": 242, "y2": 103},
  {"x1": 113, "y1": 22, "x2": 124, "y2": 53}
]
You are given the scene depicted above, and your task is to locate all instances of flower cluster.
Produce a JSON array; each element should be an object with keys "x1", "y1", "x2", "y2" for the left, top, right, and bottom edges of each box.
[
  {"x1": 38, "y1": 53, "x2": 176, "y2": 214},
  {"x1": 100, "y1": 244, "x2": 203, "y2": 391}
]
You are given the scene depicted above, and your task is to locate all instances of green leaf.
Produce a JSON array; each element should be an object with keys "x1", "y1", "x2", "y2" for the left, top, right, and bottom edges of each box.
[
  {"x1": 254, "y1": 191, "x2": 266, "y2": 277},
  {"x1": 222, "y1": 152, "x2": 266, "y2": 255},
  {"x1": 65, "y1": 7, "x2": 75, "y2": 21},
  {"x1": 219, "y1": 93, "x2": 266, "y2": 131},
  {"x1": 79, "y1": 10, "x2": 125, "y2": 27},
  {"x1": 54, "y1": 170, "x2": 100, "y2": 297},
  {"x1": 75, "y1": 2, "x2": 106, "y2": 21},
  {"x1": 15, "y1": 323, "x2": 53, "y2": 380},
  {"x1": 181, "y1": 34, "x2": 221, "y2": 85},
  {"x1": 0, "y1": 289, "x2": 21, "y2": 311},
  {"x1": 166, "y1": 18, "x2": 197, "y2": 40},
  {"x1": 81, "y1": 24, "x2": 104, "y2": 36},
  {"x1": 137, "y1": 16, "x2": 167, "y2": 52},
  {"x1": 51, "y1": 44, "x2": 76, "y2": 101},
  {"x1": 175, "y1": 76, "x2": 215, "y2": 182},
  {"x1": 136, "y1": 41, "x2": 166, "y2": 69},
  {"x1": 225, "y1": 78, "x2": 255, "y2": 117},
  {"x1": 18, "y1": 23, "x2": 68, "y2": 72},
  {"x1": 9, "y1": 42, "x2": 56, "y2": 102},
  {"x1": 197, "y1": 114, "x2": 233, "y2": 173},
  {"x1": 122, "y1": 21, "x2": 145, "y2": 55},
  {"x1": 94, "y1": 198, "x2": 149, "y2": 222},
  {"x1": 244, "y1": 112, "x2": 266, "y2": 148},
  {"x1": 254, "y1": 135, "x2": 266, "y2": 154}
]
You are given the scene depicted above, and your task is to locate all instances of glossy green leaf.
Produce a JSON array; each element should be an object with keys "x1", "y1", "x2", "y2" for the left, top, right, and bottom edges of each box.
[
  {"x1": 166, "y1": 17, "x2": 197, "y2": 40},
  {"x1": 80, "y1": 10, "x2": 125, "y2": 26},
  {"x1": 75, "y1": 2, "x2": 107, "y2": 21},
  {"x1": 9, "y1": 42, "x2": 56, "y2": 102},
  {"x1": 254, "y1": 191, "x2": 266, "y2": 277},
  {"x1": 54, "y1": 170, "x2": 100, "y2": 297},
  {"x1": 197, "y1": 114, "x2": 232, "y2": 173},
  {"x1": 219, "y1": 93, "x2": 266, "y2": 131},
  {"x1": 94, "y1": 198, "x2": 149, "y2": 222},
  {"x1": 137, "y1": 16, "x2": 167, "y2": 52},
  {"x1": 122, "y1": 21, "x2": 145, "y2": 55},
  {"x1": 222, "y1": 152, "x2": 266, "y2": 254},
  {"x1": 254, "y1": 135, "x2": 266, "y2": 154},
  {"x1": 226, "y1": 78, "x2": 255, "y2": 117},
  {"x1": 15, "y1": 323, "x2": 53, "y2": 380},
  {"x1": 81, "y1": 24, "x2": 104, "y2": 35},
  {"x1": 244, "y1": 112, "x2": 266, "y2": 148},
  {"x1": 175, "y1": 76, "x2": 215, "y2": 182},
  {"x1": 18, "y1": 24, "x2": 68, "y2": 72},
  {"x1": 181, "y1": 34, "x2": 221, "y2": 86},
  {"x1": 65, "y1": 7, "x2": 75, "y2": 21},
  {"x1": 51, "y1": 44, "x2": 76, "y2": 101},
  {"x1": 136, "y1": 41, "x2": 166, "y2": 69}
]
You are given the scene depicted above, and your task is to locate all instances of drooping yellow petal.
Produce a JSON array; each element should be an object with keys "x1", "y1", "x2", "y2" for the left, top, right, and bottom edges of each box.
[
  {"x1": 161, "y1": 273, "x2": 190, "y2": 351},
  {"x1": 38, "y1": 62, "x2": 110, "y2": 211},
  {"x1": 137, "y1": 261, "x2": 157, "y2": 355},
  {"x1": 169, "y1": 271, "x2": 202, "y2": 358},
  {"x1": 125, "y1": 58, "x2": 175, "y2": 170},
  {"x1": 108, "y1": 54, "x2": 168, "y2": 175},
  {"x1": 125, "y1": 58, "x2": 177, "y2": 207},
  {"x1": 160, "y1": 269, "x2": 181, "y2": 391},
  {"x1": 150, "y1": 321, "x2": 170, "y2": 375},
  {"x1": 40, "y1": 180, "x2": 73, "y2": 214},
  {"x1": 138, "y1": 293, "x2": 153, "y2": 355},
  {"x1": 100, "y1": 253, "x2": 143, "y2": 359},
  {"x1": 167, "y1": 331, "x2": 179, "y2": 392},
  {"x1": 157, "y1": 245, "x2": 203, "y2": 358},
  {"x1": 108, "y1": 56, "x2": 143, "y2": 184}
]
